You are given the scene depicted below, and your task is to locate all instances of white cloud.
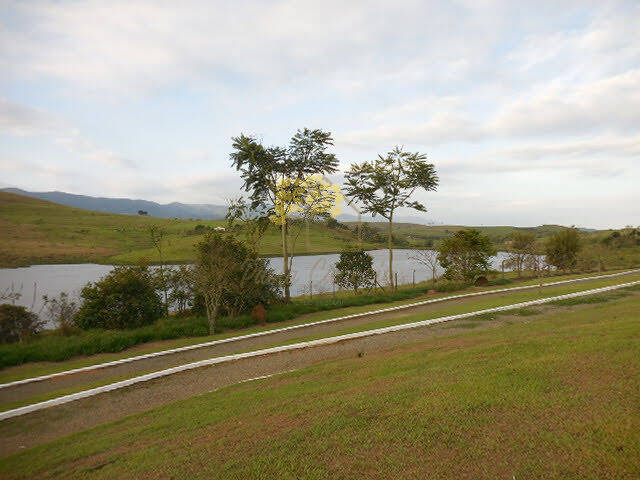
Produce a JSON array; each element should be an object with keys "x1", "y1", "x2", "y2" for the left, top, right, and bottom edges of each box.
[
  {"x1": 0, "y1": 98, "x2": 63, "y2": 136},
  {"x1": 0, "y1": 98, "x2": 135, "y2": 169}
]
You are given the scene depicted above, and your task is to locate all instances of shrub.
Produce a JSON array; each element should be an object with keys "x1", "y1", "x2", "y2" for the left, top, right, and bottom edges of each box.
[
  {"x1": 433, "y1": 281, "x2": 470, "y2": 293},
  {"x1": 74, "y1": 266, "x2": 164, "y2": 330},
  {"x1": 437, "y1": 229, "x2": 496, "y2": 281},
  {"x1": 545, "y1": 228, "x2": 581, "y2": 272},
  {"x1": 42, "y1": 292, "x2": 79, "y2": 335},
  {"x1": 0, "y1": 304, "x2": 44, "y2": 343},
  {"x1": 334, "y1": 249, "x2": 376, "y2": 294}
]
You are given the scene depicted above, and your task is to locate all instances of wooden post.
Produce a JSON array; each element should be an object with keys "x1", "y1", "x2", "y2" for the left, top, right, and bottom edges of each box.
[
  {"x1": 395, "y1": 272, "x2": 398, "y2": 291},
  {"x1": 412, "y1": 270, "x2": 415, "y2": 287}
]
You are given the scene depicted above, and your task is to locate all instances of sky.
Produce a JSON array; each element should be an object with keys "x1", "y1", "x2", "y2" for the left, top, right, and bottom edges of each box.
[{"x1": 1, "y1": 0, "x2": 639, "y2": 229}]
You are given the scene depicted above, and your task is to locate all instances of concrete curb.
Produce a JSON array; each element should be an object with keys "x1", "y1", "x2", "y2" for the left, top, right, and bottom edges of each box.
[
  {"x1": 1, "y1": 278, "x2": 637, "y2": 421},
  {"x1": 1, "y1": 268, "x2": 638, "y2": 390}
]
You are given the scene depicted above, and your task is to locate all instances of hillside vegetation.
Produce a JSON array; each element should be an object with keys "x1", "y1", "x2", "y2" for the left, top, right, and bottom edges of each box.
[
  {"x1": 0, "y1": 192, "x2": 379, "y2": 267},
  {"x1": 361, "y1": 222, "x2": 568, "y2": 247}
]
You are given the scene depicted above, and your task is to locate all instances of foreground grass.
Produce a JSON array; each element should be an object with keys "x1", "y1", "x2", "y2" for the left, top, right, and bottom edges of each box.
[
  {"x1": 1, "y1": 295, "x2": 638, "y2": 478},
  {"x1": 1, "y1": 270, "x2": 638, "y2": 383}
]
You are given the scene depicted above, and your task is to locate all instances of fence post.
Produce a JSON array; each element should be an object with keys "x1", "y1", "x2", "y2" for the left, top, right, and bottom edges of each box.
[
  {"x1": 310, "y1": 281, "x2": 313, "y2": 301},
  {"x1": 412, "y1": 270, "x2": 415, "y2": 287},
  {"x1": 395, "y1": 272, "x2": 398, "y2": 291}
]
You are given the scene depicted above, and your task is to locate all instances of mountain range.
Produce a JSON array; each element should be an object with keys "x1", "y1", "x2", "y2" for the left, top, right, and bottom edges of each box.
[{"x1": 1, "y1": 187, "x2": 442, "y2": 225}]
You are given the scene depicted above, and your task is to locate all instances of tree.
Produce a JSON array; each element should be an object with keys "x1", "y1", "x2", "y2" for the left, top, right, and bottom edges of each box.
[
  {"x1": 148, "y1": 225, "x2": 169, "y2": 317},
  {"x1": 545, "y1": 228, "x2": 581, "y2": 272},
  {"x1": 230, "y1": 128, "x2": 339, "y2": 302},
  {"x1": 334, "y1": 249, "x2": 376, "y2": 294},
  {"x1": 194, "y1": 233, "x2": 281, "y2": 333},
  {"x1": 437, "y1": 229, "x2": 496, "y2": 282},
  {"x1": 225, "y1": 197, "x2": 270, "y2": 253},
  {"x1": 138, "y1": 210, "x2": 148, "y2": 216},
  {"x1": 410, "y1": 249, "x2": 440, "y2": 285},
  {"x1": 74, "y1": 266, "x2": 163, "y2": 330},
  {"x1": 42, "y1": 292, "x2": 78, "y2": 335},
  {"x1": 344, "y1": 146, "x2": 438, "y2": 290},
  {"x1": 506, "y1": 231, "x2": 536, "y2": 277},
  {"x1": 0, "y1": 304, "x2": 43, "y2": 343}
]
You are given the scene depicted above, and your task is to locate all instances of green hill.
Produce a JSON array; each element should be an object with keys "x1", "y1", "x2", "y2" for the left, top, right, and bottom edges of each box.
[
  {"x1": 358, "y1": 222, "x2": 570, "y2": 248},
  {"x1": 0, "y1": 192, "x2": 380, "y2": 267}
]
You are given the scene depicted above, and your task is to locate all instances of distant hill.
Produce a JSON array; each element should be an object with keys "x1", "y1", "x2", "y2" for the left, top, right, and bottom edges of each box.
[
  {"x1": 1, "y1": 188, "x2": 228, "y2": 220},
  {"x1": 0, "y1": 191, "x2": 379, "y2": 267}
]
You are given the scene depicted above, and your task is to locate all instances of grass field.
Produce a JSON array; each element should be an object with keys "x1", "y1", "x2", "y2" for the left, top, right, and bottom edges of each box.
[
  {"x1": 0, "y1": 293, "x2": 637, "y2": 478},
  {"x1": 0, "y1": 192, "x2": 379, "y2": 267}
]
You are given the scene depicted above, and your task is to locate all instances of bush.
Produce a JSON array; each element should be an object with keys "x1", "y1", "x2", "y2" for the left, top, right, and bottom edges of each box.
[
  {"x1": 0, "y1": 304, "x2": 44, "y2": 344},
  {"x1": 42, "y1": 292, "x2": 79, "y2": 335},
  {"x1": 0, "y1": 315, "x2": 208, "y2": 368},
  {"x1": 437, "y1": 229, "x2": 496, "y2": 281},
  {"x1": 334, "y1": 249, "x2": 376, "y2": 294},
  {"x1": 433, "y1": 281, "x2": 470, "y2": 293},
  {"x1": 545, "y1": 228, "x2": 581, "y2": 271},
  {"x1": 74, "y1": 266, "x2": 164, "y2": 330}
]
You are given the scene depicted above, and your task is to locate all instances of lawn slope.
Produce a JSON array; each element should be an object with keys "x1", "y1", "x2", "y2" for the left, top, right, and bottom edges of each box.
[{"x1": 1, "y1": 295, "x2": 638, "y2": 479}]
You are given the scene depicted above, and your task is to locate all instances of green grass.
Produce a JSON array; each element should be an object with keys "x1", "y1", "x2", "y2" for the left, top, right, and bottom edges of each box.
[
  {"x1": 0, "y1": 192, "x2": 379, "y2": 267},
  {"x1": 549, "y1": 291, "x2": 630, "y2": 306},
  {"x1": 1, "y1": 295, "x2": 638, "y2": 478},
  {"x1": 2, "y1": 271, "x2": 638, "y2": 383}
]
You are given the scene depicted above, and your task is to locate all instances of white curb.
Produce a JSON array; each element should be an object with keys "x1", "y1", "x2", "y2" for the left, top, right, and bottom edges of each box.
[
  {"x1": 1, "y1": 268, "x2": 638, "y2": 390},
  {"x1": 1, "y1": 278, "x2": 637, "y2": 421}
]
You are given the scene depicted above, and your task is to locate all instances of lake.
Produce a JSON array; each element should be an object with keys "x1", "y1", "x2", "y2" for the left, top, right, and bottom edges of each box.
[{"x1": 0, "y1": 249, "x2": 512, "y2": 327}]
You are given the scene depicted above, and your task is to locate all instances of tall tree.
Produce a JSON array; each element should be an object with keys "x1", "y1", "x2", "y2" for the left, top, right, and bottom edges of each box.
[
  {"x1": 344, "y1": 146, "x2": 438, "y2": 290},
  {"x1": 230, "y1": 129, "x2": 339, "y2": 301}
]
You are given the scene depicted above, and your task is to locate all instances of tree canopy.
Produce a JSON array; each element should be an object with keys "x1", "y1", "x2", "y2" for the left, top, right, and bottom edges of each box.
[
  {"x1": 437, "y1": 229, "x2": 496, "y2": 282},
  {"x1": 344, "y1": 146, "x2": 438, "y2": 289}
]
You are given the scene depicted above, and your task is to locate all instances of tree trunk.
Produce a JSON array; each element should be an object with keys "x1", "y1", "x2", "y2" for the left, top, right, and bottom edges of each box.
[
  {"x1": 204, "y1": 294, "x2": 218, "y2": 335},
  {"x1": 282, "y1": 221, "x2": 290, "y2": 302},
  {"x1": 388, "y1": 217, "x2": 394, "y2": 290}
]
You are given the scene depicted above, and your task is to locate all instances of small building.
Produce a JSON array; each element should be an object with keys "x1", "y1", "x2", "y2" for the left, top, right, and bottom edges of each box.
[{"x1": 214, "y1": 226, "x2": 226, "y2": 232}]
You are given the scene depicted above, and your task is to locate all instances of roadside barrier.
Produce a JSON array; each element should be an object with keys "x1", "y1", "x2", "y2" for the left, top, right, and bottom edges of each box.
[
  {"x1": 1, "y1": 268, "x2": 638, "y2": 390},
  {"x1": 1, "y1": 278, "x2": 637, "y2": 421}
]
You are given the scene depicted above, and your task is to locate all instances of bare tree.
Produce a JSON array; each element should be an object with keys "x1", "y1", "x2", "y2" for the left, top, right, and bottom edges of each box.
[
  {"x1": 410, "y1": 249, "x2": 440, "y2": 285},
  {"x1": 148, "y1": 225, "x2": 169, "y2": 317},
  {"x1": 506, "y1": 232, "x2": 536, "y2": 277}
]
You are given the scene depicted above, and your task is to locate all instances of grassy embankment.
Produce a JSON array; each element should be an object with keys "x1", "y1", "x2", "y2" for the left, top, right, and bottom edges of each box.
[
  {"x1": 0, "y1": 192, "x2": 380, "y2": 268},
  {"x1": 1, "y1": 293, "x2": 638, "y2": 478},
  {"x1": 2, "y1": 282, "x2": 638, "y2": 416},
  {"x1": 1, "y1": 269, "x2": 637, "y2": 385}
]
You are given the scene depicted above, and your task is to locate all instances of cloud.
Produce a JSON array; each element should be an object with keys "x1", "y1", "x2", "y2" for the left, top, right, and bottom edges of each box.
[
  {"x1": 489, "y1": 69, "x2": 640, "y2": 138},
  {"x1": 0, "y1": 98, "x2": 63, "y2": 136},
  {"x1": 0, "y1": 0, "x2": 506, "y2": 93},
  {"x1": 0, "y1": 98, "x2": 135, "y2": 169},
  {"x1": 0, "y1": 1, "x2": 638, "y2": 228}
]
